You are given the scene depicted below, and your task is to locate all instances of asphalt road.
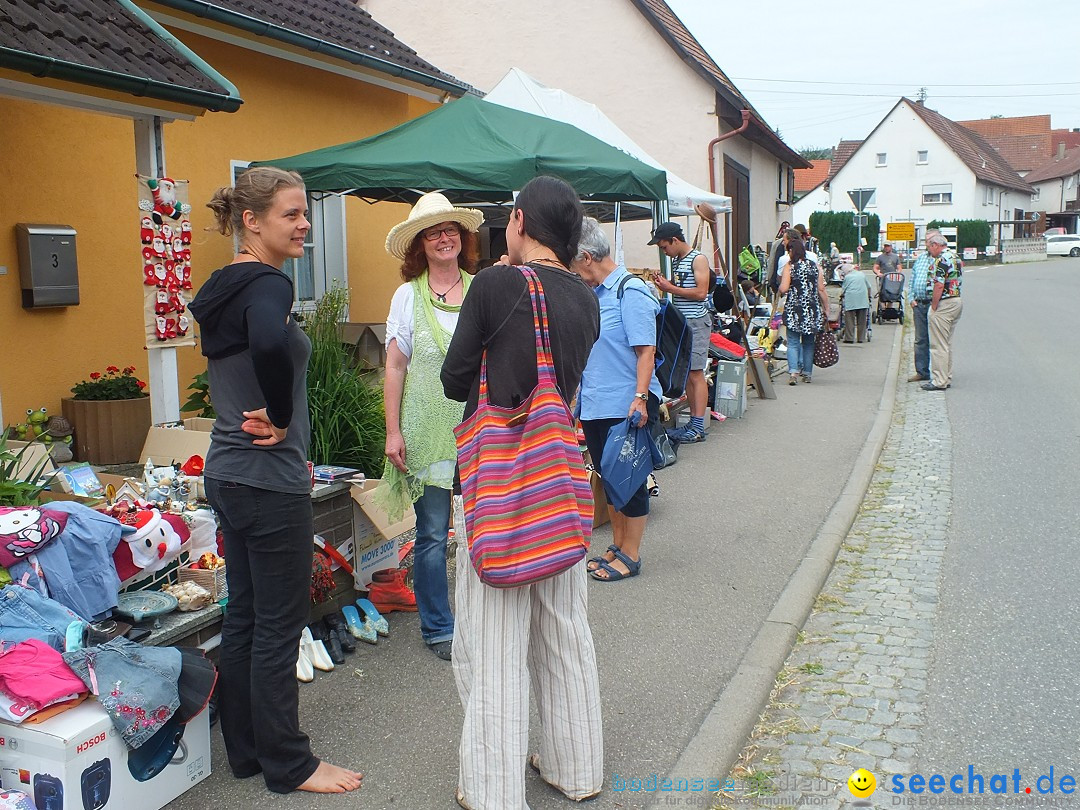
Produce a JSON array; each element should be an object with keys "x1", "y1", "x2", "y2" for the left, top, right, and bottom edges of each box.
[
  {"x1": 167, "y1": 301, "x2": 900, "y2": 810},
  {"x1": 920, "y1": 257, "x2": 1080, "y2": 789}
]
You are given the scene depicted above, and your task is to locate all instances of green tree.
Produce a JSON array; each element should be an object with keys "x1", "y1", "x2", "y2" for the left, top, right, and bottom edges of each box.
[{"x1": 799, "y1": 147, "x2": 833, "y2": 161}]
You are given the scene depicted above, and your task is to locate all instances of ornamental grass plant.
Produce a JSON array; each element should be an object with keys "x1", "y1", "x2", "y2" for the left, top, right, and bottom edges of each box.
[
  {"x1": 304, "y1": 287, "x2": 385, "y2": 478},
  {"x1": 71, "y1": 365, "x2": 149, "y2": 400}
]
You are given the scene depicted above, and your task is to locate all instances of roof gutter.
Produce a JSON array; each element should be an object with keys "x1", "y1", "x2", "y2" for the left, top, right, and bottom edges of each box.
[
  {"x1": 0, "y1": 45, "x2": 242, "y2": 112},
  {"x1": 116, "y1": 0, "x2": 242, "y2": 108},
  {"x1": 154, "y1": 0, "x2": 469, "y2": 97}
]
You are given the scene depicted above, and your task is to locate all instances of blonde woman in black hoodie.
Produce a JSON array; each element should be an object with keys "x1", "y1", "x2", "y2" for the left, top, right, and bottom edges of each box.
[{"x1": 189, "y1": 167, "x2": 362, "y2": 797}]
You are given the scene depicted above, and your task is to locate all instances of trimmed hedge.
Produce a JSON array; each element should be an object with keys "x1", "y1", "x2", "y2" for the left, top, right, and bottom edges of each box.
[
  {"x1": 927, "y1": 219, "x2": 992, "y2": 251},
  {"x1": 808, "y1": 211, "x2": 880, "y2": 255}
]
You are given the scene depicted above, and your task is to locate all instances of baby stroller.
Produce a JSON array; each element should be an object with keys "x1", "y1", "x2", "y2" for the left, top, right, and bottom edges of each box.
[{"x1": 873, "y1": 272, "x2": 905, "y2": 324}]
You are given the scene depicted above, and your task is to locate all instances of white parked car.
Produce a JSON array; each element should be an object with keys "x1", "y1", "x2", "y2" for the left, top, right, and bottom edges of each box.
[{"x1": 1045, "y1": 234, "x2": 1080, "y2": 257}]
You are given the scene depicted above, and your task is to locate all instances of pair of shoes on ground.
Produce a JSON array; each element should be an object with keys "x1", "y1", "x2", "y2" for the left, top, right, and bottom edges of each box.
[
  {"x1": 297, "y1": 626, "x2": 334, "y2": 682},
  {"x1": 587, "y1": 544, "x2": 641, "y2": 583},
  {"x1": 908, "y1": 374, "x2": 928, "y2": 382},
  {"x1": 921, "y1": 382, "x2": 950, "y2": 391},
  {"x1": 365, "y1": 568, "x2": 418, "y2": 613},
  {"x1": 341, "y1": 600, "x2": 390, "y2": 645},
  {"x1": 313, "y1": 616, "x2": 355, "y2": 665},
  {"x1": 455, "y1": 756, "x2": 601, "y2": 808},
  {"x1": 666, "y1": 424, "x2": 706, "y2": 444}
]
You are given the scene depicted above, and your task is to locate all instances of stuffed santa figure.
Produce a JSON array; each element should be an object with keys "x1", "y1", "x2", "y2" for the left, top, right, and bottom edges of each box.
[
  {"x1": 147, "y1": 177, "x2": 188, "y2": 220},
  {"x1": 120, "y1": 509, "x2": 181, "y2": 573}
]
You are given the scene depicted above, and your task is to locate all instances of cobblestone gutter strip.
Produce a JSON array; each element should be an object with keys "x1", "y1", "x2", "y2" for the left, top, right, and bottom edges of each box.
[
  {"x1": 645, "y1": 326, "x2": 906, "y2": 810},
  {"x1": 714, "y1": 329, "x2": 951, "y2": 810}
]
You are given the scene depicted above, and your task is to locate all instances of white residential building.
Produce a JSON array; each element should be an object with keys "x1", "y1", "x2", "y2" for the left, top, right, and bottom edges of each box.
[
  {"x1": 794, "y1": 99, "x2": 1034, "y2": 246},
  {"x1": 1024, "y1": 145, "x2": 1080, "y2": 234}
]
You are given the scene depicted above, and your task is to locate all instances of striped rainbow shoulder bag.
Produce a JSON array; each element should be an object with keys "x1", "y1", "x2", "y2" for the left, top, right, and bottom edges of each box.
[{"x1": 453, "y1": 266, "x2": 592, "y2": 588}]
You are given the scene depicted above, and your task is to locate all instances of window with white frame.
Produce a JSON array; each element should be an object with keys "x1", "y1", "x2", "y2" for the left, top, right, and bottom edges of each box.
[
  {"x1": 984, "y1": 186, "x2": 994, "y2": 205},
  {"x1": 876, "y1": 152, "x2": 887, "y2": 167},
  {"x1": 922, "y1": 183, "x2": 952, "y2": 204},
  {"x1": 917, "y1": 150, "x2": 928, "y2": 164},
  {"x1": 230, "y1": 161, "x2": 346, "y2": 311},
  {"x1": 1032, "y1": 187, "x2": 1040, "y2": 203},
  {"x1": 1068, "y1": 176, "x2": 1076, "y2": 189}
]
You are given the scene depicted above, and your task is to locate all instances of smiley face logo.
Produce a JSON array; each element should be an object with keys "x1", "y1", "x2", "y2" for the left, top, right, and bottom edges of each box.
[{"x1": 848, "y1": 768, "x2": 876, "y2": 798}]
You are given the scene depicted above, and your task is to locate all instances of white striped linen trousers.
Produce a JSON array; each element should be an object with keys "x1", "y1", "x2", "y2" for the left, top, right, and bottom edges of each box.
[{"x1": 452, "y1": 536, "x2": 604, "y2": 809}]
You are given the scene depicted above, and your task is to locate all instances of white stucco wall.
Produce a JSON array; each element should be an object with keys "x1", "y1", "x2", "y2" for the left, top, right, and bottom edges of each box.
[
  {"x1": 362, "y1": 0, "x2": 794, "y2": 267},
  {"x1": 793, "y1": 185, "x2": 832, "y2": 225}
]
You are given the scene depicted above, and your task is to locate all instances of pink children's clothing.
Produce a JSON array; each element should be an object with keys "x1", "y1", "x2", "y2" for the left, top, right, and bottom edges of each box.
[{"x1": 0, "y1": 639, "x2": 86, "y2": 710}]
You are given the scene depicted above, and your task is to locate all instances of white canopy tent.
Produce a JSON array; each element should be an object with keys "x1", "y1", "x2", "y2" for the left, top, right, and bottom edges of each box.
[{"x1": 483, "y1": 68, "x2": 731, "y2": 217}]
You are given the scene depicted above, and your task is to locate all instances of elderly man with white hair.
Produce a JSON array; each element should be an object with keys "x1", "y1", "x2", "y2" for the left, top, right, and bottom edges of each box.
[{"x1": 922, "y1": 233, "x2": 963, "y2": 391}]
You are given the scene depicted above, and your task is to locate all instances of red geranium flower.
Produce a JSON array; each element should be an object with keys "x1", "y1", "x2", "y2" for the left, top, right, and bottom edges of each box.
[
  {"x1": 106, "y1": 365, "x2": 120, "y2": 373},
  {"x1": 124, "y1": 366, "x2": 136, "y2": 374},
  {"x1": 136, "y1": 380, "x2": 147, "y2": 389},
  {"x1": 89, "y1": 372, "x2": 101, "y2": 380}
]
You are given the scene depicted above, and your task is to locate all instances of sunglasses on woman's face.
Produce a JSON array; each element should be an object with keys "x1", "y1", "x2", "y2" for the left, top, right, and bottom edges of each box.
[{"x1": 423, "y1": 225, "x2": 461, "y2": 241}]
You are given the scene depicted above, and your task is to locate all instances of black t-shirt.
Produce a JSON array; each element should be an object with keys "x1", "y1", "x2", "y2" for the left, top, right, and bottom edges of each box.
[{"x1": 442, "y1": 263, "x2": 600, "y2": 417}]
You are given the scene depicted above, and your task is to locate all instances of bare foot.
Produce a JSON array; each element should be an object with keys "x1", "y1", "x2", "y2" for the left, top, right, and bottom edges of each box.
[{"x1": 297, "y1": 761, "x2": 364, "y2": 794}]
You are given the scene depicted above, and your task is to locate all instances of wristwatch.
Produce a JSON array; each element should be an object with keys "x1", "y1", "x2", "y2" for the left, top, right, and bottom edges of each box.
[{"x1": 634, "y1": 392, "x2": 648, "y2": 401}]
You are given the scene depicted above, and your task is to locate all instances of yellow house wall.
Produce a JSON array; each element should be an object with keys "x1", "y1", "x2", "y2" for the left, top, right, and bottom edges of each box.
[
  {"x1": 0, "y1": 31, "x2": 437, "y2": 425},
  {"x1": 0, "y1": 100, "x2": 143, "y2": 423}
]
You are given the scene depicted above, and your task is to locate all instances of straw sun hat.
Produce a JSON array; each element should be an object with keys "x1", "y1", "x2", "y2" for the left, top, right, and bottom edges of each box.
[{"x1": 384, "y1": 192, "x2": 484, "y2": 260}]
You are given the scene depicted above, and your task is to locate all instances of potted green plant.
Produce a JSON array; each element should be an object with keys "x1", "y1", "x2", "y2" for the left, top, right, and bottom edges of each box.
[
  {"x1": 62, "y1": 365, "x2": 152, "y2": 464},
  {"x1": 304, "y1": 288, "x2": 385, "y2": 478}
]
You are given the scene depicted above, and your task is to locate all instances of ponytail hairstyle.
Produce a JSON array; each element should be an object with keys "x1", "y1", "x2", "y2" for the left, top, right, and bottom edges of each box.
[
  {"x1": 787, "y1": 238, "x2": 807, "y2": 267},
  {"x1": 513, "y1": 175, "x2": 584, "y2": 268},
  {"x1": 206, "y1": 166, "x2": 305, "y2": 238}
]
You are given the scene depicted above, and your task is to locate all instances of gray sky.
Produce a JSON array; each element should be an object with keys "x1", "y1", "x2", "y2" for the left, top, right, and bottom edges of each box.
[{"x1": 666, "y1": 0, "x2": 1080, "y2": 152}]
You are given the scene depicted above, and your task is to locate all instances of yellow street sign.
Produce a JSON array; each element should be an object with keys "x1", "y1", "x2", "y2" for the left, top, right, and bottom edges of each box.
[{"x1": 886, "y1": 222, "x2": 916, "y2": 242}]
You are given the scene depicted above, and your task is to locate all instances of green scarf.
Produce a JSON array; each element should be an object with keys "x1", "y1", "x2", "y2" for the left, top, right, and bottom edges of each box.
[{"x1": 418, "y1": 268, "x2": 472, "y2": 355}]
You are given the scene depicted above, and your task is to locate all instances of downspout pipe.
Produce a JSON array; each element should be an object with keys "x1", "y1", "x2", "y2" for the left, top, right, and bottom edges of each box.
[
  {"x1": 707, "y1": 109, "x2": 752, "y2": 195},
  {"x1": 706, "y1": 109, "x2": 751, "y2": 288}
]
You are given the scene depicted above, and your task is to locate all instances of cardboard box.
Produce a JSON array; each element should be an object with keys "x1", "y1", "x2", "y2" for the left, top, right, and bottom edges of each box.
[
  {"x1": 0, "y1": 700, "x2": 210, "y2": 810},
  {"x1": 588, "y1": 469, "x2": 610, "y2": 529},
  {"x1": 5, "y1": 439, "x2": 57, "y2": 484},
  {"x1": 181, "y1": 417, "x2": 215, "y2": 432},
  {"x1": 339, "y1": 322, "x2": 387, "y2": 370},
  {"x1": 349, "y1": 480, "x2": 415, "y2": 588},
  {"x1": 139, "y1": 427, "x2": 212, "y2": 468}
]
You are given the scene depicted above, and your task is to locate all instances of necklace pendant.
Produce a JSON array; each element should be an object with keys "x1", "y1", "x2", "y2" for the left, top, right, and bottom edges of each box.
[{"x1": 436, "y1": 292, "x2": 446, "y2": 302}]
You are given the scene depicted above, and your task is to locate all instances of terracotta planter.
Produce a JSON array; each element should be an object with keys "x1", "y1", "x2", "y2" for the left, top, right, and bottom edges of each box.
[{"x1": 61, "y1": 396, "x2": 152, "y2": 465}]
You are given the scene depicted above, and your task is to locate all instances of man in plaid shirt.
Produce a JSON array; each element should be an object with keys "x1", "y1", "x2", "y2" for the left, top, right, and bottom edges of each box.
[{"x1": 906, "y1": 230, "x2": 939, "y2": 382}]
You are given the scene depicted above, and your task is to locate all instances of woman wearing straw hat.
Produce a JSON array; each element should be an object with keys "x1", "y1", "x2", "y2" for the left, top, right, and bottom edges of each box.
[{"x1": 380, "y1": 192, "x2": 483, "y2": 660}]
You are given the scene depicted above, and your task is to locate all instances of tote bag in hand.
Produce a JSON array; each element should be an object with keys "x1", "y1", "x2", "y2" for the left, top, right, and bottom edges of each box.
[
  {"x1": 813, "y1": 329, "x2": 840, "y2": 368},
  {"x1": 453, "y1": 266, "x2": 592, "y2": 588}
]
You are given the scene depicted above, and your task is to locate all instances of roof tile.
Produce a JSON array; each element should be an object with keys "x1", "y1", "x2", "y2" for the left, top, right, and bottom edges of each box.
[
  {"x1": 1023, "y1": 146, "x2": 1080, "y2": 184},
  {"x1": 0, "y1": 0, "x2": 233, "y2": 99},
  {"x1": 152, "y1": 0, "x2": 468, "y2": 91},
  {"x1": 795, "y1": 159, "x2": 830, "y2": 192},
  {"x1": 956, "y1": 114, "x2": 1050, "y2": 138}
]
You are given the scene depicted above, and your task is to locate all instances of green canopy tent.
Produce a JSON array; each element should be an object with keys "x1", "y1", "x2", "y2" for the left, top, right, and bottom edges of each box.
[{"x1": 252, "y1": 94, "x2": 667, "y2": 215}]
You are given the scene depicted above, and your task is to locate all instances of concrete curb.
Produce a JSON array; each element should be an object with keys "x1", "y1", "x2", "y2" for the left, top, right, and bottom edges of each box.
[{"x1": 646, "y1": 324, "x2": 906, "y2": 807}]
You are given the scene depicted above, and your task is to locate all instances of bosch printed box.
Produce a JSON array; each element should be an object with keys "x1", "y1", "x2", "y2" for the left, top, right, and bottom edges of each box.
[{"x1": 0, "y1": 699, "x2": 210, "y2": 810}]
